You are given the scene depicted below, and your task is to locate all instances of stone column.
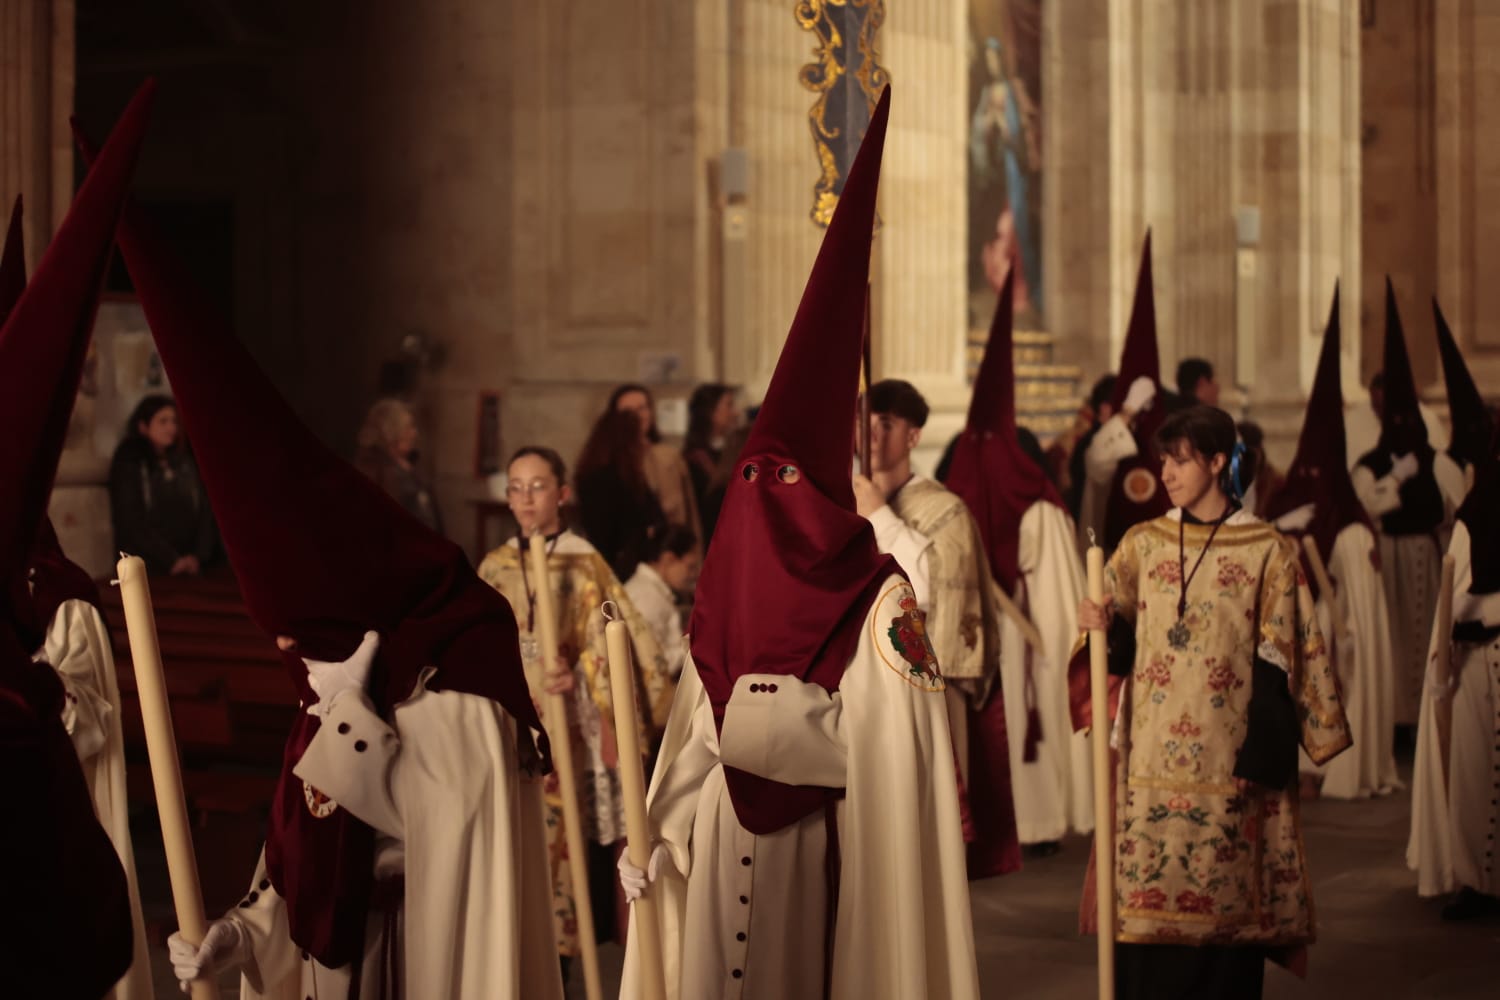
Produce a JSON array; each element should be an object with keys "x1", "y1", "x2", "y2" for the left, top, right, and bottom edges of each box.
[
  {"x1": 1049, "y1": 0, "x2": 1360, "y2": 465},
  {"x1": 1432, "y1": 0, "x2": 1500, "y2": 394},
  {"x1": 0, "y1": 0, "x2": 73, "y2": 256}
]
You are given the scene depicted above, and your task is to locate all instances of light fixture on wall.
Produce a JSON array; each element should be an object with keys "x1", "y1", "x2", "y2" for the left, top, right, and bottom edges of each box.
[{"x1": 1234, "y1": 206, "x2": 1261, "y2": 394}]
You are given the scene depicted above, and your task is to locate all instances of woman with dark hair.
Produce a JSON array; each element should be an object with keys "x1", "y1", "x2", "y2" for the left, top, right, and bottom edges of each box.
[
  {"x1": 108, "y1": 395, "x2": 219, "y2": 575},
  {"x1": 1075, "y1": 405, "x2": 1350, "y2": 999},
  {"x1": 607, "y1": 384, "x2": 702, "y2": 545},
  {"x1": 682, "y1": 383, "x2": 737, "y2": 508},
  {"x1": 696, "y1": 423, "x2": 752, "y2": 547},
  {"x1": 574, "y1": 409, "x2": 671, "y2": 581},
  {"x1": 477, "y1": 445, "x2": 673, "y2": 978}
]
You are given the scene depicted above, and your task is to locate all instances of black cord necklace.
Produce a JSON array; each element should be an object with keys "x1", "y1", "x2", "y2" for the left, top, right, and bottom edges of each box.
[{"x1": 1167, "y1": 503, "x2": 1236, "y2": 650}]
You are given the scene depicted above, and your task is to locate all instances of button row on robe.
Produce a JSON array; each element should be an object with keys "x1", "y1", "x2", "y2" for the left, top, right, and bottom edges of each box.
[{"x1": 748, "y1": 683, "x2": 779, "y2": 694}]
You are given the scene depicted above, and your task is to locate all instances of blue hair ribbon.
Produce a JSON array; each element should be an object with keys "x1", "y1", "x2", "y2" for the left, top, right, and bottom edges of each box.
[{"x1": 1228, "y1": 442, "x2": 1247, "y2": 500}]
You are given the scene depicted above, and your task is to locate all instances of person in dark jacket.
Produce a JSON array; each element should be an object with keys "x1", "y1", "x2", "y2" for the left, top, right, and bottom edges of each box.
[
  {"x1": 108, "y1": 395, "x2": 219, "y2": 575},
  {"x1": 574, "y1": 408, "x2": 669, "y2": 581}
]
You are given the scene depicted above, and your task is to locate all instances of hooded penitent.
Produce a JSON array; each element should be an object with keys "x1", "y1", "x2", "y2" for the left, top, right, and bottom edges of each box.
[
  {"x1": 1432, "y1": 297, "x2": 1493, "y2": 471},
  {"x1": 0, "y1": 81, "x2": 154, "y2": 1000},
  {"x1": 1103, "y1": 234, "x2": 1170, "y2": 550},
  {"x1": 0, "y1": 200, "x2": 104, "y2": 654},
  {"x1": 1356, "y1": 279, "x2": 1443, "y2": 536},
  {"x1": 689, "y1": 87, "x2": 900, "y2": 836},
  {"x1": 943, "y1": 268, "x2": 1064, "y2": 594},
  {"x1": 1263, "y1": 286, "x2": 1375, "y2": 599},
  {"x1": 79, "y1": 119, "x2": 551, "y2": 968}
]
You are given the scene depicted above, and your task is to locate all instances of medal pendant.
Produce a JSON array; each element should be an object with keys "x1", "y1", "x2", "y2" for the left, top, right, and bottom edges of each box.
[{"x1": 1167, "y1": 620, "x2": 1191, "y2": 650}]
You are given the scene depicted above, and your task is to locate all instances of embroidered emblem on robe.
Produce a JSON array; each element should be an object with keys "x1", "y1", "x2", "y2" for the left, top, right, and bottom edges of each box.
[
  {"x1": 303, "y1": 779, "x2": 338, "y2": 818},
  {"x1": 883, "y1": 592, "x2": 945, "y2": 691},
  {"x1": 1123, "y1": 466, "x2": 1159, "y2": 504}
]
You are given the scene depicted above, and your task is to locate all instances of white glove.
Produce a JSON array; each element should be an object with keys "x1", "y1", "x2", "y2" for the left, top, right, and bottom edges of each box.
[
  {"x1": 303, "y1": 630, "x2": 380, "y2": 716},
  {"x1": 1122, "y1": 376, "x2": 1156, "y2": 415},
  {"x1": 1389, "y1": 452, "x2": 1419, "y2": 483},
  {"x1": 1274, "y1": 503, "x2": 1316, "y2": 533},
  {"x1": 167, "y1": 919, "x2": 250, "y2": 993},
  {"x1": 617, "y1": 842, "x2": 672, "y2": 903}
]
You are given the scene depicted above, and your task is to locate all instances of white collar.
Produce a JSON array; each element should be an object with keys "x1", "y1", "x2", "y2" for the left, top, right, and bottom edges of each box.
[
  {"x1": 1166, "y1": 506, "x2": 1261, "y2": 528},
  {"x1": 630, "y1": 562, "x2": 674, "y2": 598}
]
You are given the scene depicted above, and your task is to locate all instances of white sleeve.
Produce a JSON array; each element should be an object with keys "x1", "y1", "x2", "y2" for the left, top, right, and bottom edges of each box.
[
  {"x1": 644, "y1": 661, "x2": 719, "y2": 878},
  {"x1": 1351, "y1": 465, "x2": 1401, "y2": 518},
  {"x1": 292, "y1": 689, "x2": 404, "y2": 837},
  {"x1": 718, "y1": 674, "x2": 846, "y2": 789},
  {"x1": 1434, "y1": 452, "x2": 1468, "y2": 517},
  {"x1": 868, "y1": 505, "x2": 934, "y2": 609},
  {"x1": 37, "y1": 602, "x2": 114, "y2": 763},
  {"x1": 1084, "y1": 415, "x2": 1138, "y2": 486},
  {"x1": 224, "y1": 851, "x2": 299, "y2": 995}
]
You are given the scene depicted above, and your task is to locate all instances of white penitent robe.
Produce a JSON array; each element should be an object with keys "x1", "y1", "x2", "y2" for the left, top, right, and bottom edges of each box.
[
  {"x1": 1353, "y1": 453, "x2": 1466, "y2": 725},
  {"x1": 1408, "y1": 522, "x2": 1500, "y2": 898},
  {"x1": 620, "y1": 576, "x2": 980, "y2": 1000},
  {"x1": 231, "y1": 843, "x2": 402, "y2": 1000},
  {"x1": 1305, "y1": 523, "x2": 1402, "y2": 799},
  {"x1": 36, "y1": 599, "x2": 152, "y2": 1000},
  {"x1": 287, "y1": 680, "x2": 564, "y2": 1000},
  {"x1": 1079, "y1": 414, "x2": 1137, "y2": 552},
  {"x1": 1000, "y1": 501, "x2": 1094, "y2": 842}
]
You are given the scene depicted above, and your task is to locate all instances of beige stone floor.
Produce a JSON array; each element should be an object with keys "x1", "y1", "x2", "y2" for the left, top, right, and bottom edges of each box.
[{"x1": 141, "y1": 765, "x2": 1500, "y2": 998}]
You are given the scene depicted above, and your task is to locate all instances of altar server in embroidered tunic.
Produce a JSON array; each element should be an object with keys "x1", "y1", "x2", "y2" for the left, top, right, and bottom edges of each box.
[
  {"x1": 85, "y1": 131, "x2": 563, "y2": 1000},
  {"x1": 477, "y1": 445, "x2": 674, "y2": 967},
  {"x1": 1408, "y1": 423, "x2": 1500, "y2": 920},
  {"x1": 1265, "y1": 288, "x2": 1400, "y2": 800},
  {"x1": 1352, "y1": 280, "x2": 1466, "y2": 728},
  {"x1": 1078, "y1": 405, "x2": 1350, "y2": 999},
  {"x1": 1080, "y1": 236, "x2": 1171, "y2": 554},
  {"x1": 943, "y1": 269, "x2": 1094, "y2": 859},
  {"x1": 0, "y1": 84, "x2": 152, "y2": 999},
  {"x1": 617, "y1": 88, "x2": 980, "y2": 1000}
]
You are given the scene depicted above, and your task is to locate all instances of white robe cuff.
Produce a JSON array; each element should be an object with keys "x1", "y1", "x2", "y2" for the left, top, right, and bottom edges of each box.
[
  {"x1": 718, "y1": 674, "x2": 847, "y2": 789},
  {"x1": 293, "y1": 689, "x2": 403, "y2": 837}
]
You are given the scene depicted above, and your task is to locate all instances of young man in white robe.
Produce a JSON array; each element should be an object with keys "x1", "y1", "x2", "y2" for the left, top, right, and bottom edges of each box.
[
  {"x1": 84, "y1": 141, "x2": 564, "y2": 999},
  {"x1": 1352, "y1": 280, "x2": 1467, "y2": 731},
  {"x1": 617, "y1": 88, "x2": 981, "y2": 1000},
  {"x1": 852, "y1": 376, "x2": 1010, "y2": 866},
  {"x1": 0, "y1": 82, "x2": 153, "y2": 999},
  {"x1": 1265, "y1": 288, "x2": 1401, "y2": 800},
  {"x1": 942, "y1": 269, "x2": 1094, "y2": 853}
]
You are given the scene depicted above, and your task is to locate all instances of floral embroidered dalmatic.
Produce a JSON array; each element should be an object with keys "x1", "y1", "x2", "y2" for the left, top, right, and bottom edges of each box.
[
  {"x1": 478, "y1": 531, "x2": 674, "y2": 956},
  {"x1": 1104, "y1": 511, "x2": 1350, "y2": 948}
]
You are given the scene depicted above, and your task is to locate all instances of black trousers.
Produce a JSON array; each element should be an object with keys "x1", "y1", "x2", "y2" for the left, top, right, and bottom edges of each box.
[{"x1": 1116, "y1": 942, "x2": 1266, "y2": 1000}]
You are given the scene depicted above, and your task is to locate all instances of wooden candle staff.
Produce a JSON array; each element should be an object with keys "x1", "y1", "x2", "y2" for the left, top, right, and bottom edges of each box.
[
  {"x1": 115, "y1": 555, "x2": 217, "y2": 1000},
  {"x1": 1084, "y1": 532, "x2": 1115, "y2": 1000},
  {"x1": 528, "y1": 534, "x2": 603, "y2": 1000},
  {"x1": 602, "y1": 603, "x2": 666, "y2": 1000}
]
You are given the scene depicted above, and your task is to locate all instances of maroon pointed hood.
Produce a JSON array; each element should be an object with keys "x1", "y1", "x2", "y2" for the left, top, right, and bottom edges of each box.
[
  {"x1": 1432, "y1": 298, "x2": 1492, "y2": 470},
  {"x1": 77, "y1": 102, "x2": 547, "y2": 965},
  {"x1": 0, "y1": 198, "x2": 105, "y2": 651},
  {"x1": 1374, "y1": 278, "x2": 1429, "y2": 455},
  {"x1": 691, "y1": 87, "x2": 900, "y2": 835},
  {"x1": 1103, "y1": 233, "x2": 1171, "y2": 548},
  {"x1": 0, "y1": 197, "x2": 23, "y2": 325},
  {"x1": 0, "y1": 85, "x2": 152, "y2": 660},
  {"x1": 1264, "y1": 286, "x2": 1373, "y2": 594},
  {"x1": 942, "y1": 267, "x2": 1063, "y2": 593},
  {"x1": 1356, "y1": 278, "x2": 1444, "y2": 535}
]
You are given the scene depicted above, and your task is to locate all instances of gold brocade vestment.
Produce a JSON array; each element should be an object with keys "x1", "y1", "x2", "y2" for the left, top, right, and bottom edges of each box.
[
  {"x1": 478, "y1": 532, "x2": 675, "y2": 956},
  {"x1": 1105, "y1": 514, "x2": 1350, "y2": 947}
]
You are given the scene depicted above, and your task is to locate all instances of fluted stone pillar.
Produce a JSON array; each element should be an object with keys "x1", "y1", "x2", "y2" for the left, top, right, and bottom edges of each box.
[{"x1": 1050, "y1": 0, "x2": 1360, "y2": 465}]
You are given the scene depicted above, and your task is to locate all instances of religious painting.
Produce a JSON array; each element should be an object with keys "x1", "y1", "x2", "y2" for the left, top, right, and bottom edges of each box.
[{"x1": 968, "y1": 0, "x2": 1043, "y2": 331}]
